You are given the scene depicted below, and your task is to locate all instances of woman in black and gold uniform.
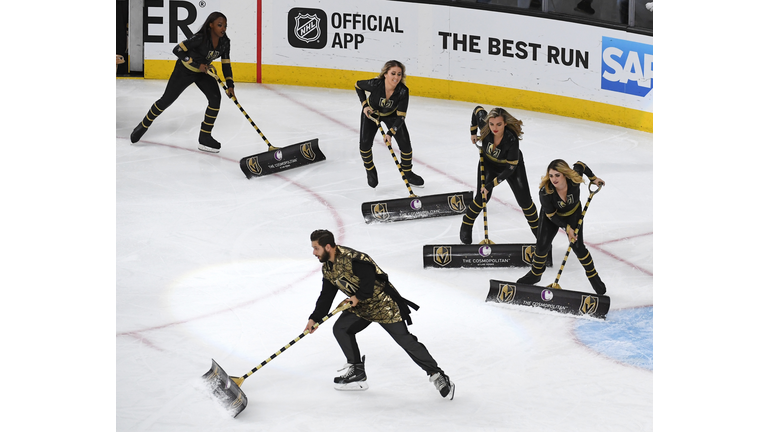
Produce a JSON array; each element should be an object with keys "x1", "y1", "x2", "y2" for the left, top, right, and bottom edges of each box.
[
  {"x1": 459, "y1": 106, "x2": 539, "y2": 244},
  {"x1": 130, "y1": 11, "x2": 235, "y2": 153},
  {"x1": 517, "y1": 159, "x2": 607, "y2": 295},
  {"x1": 355, "y1": 60, "x2": 424, "y2": 188}
]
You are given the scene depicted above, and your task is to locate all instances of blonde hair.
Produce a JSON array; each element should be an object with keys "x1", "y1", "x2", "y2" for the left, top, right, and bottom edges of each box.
[
  {"x1": 479, "y1": 107, "x2": 523, "y2": 141},
  {"x1": 539, "y1": 159, "x2": 584, "y2": 193},
  {"x1": 378, "y1": 60, "x2": 406, "y2": 84}
]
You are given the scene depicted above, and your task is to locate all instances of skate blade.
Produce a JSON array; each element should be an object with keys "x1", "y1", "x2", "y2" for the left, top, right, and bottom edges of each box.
[
  {"x1": 334, "y1": 381, "x2": 369, "y2": 391},
  {"x1": 442, "y1": 383, "x2": 456, "y2": 400},
  {"x1": 448, "y1": 383, "x2": 456, "y2": 400},
  {"x1": 198, "y1": 144, "x2": 220, "y2": 153}
]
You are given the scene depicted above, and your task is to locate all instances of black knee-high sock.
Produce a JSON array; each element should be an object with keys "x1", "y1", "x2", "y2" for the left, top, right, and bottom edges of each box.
[
  {"x1": 401, "y1": 150, "x2": 414, "y2": 172},
  {"x1": 360, "y1": 148, "x2": 375, "y2": 170},
  {"x1": 530, "y1": 250, "x2": 548, "y2": 277},
  {"x1": 522, "y1": 202, "x2": 539, "y2": 237},
  {"x1": 200, "y1": 106, "x2": 219, "y2": 136},
  {"x1": 577, "y1": 250, "x2": 599, "y2": 280},
  {"x1": 461, "y1": 198, "x2": 483, "y2": 228},
  {"x1": 140, "y1": 103, "x2": 164, "y2": 130}
]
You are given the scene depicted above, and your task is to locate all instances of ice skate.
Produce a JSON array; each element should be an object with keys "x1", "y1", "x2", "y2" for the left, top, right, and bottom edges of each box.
[
  {"x1": 404, "y1": 170, "x2": 424, "y2": 187},
  {"x1": 198, "y1": 131, "x2": 221, "y2": 153},
  {"x1": 517, "y1": 270, "x2": 541, "y2": 285},
  {"x1": 589, "y1": 274, "x2": 607, "y2": 296},
  {"x1": 130, "y1": 123, "x2": 148, "y2": 143},
  {"x1": 429, "y1": 372, "x2": 455, "y2": 400},
  {"x1": 459, "y1": 223, "x2": 473, "y2": 245},
  {"x1": 366, "y1": 165, "x2": 379, "y2": 188},
  {"x1": 334, "y1": 356, "x2": 368, "y2": 391}
]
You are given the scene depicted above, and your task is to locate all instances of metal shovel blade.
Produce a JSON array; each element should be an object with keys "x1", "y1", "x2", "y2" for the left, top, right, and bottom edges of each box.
[{"x1": 201, "y1": 359, "x2": 248, "y2": 418}]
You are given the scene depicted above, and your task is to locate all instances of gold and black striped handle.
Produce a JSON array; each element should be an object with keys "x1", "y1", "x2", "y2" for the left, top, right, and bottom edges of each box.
[
  {"x1": 229, "y1": 302, "x2": 352, "y2": 387},
  {"x1": 478, "y1": 148, "x2": 495, "y2": 245},
  {"x1": 371, "y1": 116, "x2": 417, "y2": 198},
  {"x1": 548, "y1": 183, "x2": 602, "y2": 289},
  {"x1": 206, "y1": 67, "x2": 279, "y2": 152}
]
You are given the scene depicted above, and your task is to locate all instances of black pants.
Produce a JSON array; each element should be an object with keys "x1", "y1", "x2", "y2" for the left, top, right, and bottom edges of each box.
[
  {"x1": 463, "y1": 151, "x2": 539, "y2": 237},
  {"x1": 333, "y1": 311, "x2": 442, "y2": 376},
  {"x1": 154, "y1": 60, "x2": 221, "y2": 112},
  {"x1": 535, "y1": 208, "x2": 589, "y2": 259},
  {"x1": 474, "y1": 151, "x2": 534, "y2": 210},
  {"x1": 359, "y1": 112, "x2": 413, "y2": 155}
]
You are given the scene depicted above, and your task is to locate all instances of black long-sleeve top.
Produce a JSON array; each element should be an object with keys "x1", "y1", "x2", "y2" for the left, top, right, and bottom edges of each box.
[
  {"x1": 172, "y1": 32, "x2": 234, "y2": 88},
  {"x1": 539, "y1": 161, "x2": 597, "y2": 230},
  {"x1": 355, "y1": 78, "x2": 409, "y2": 137},
  {"x1": 470, "y1": 109, "x2": 521, "y2": 191}
]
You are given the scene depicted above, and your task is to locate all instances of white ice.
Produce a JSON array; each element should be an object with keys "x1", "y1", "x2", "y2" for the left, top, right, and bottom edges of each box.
[{"x1": 113, "y1": 78, "x2": 652, "y2": 431}]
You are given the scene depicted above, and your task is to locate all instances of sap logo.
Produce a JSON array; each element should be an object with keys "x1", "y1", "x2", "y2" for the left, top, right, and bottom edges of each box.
[{"x1": 601, "y1": 37, "x2": 653, "y2": 97}]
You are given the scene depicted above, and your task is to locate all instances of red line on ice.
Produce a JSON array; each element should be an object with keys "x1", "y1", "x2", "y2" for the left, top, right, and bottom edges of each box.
[{"x1": 116, "y1": 138, "x2": 345, "y2": 341}]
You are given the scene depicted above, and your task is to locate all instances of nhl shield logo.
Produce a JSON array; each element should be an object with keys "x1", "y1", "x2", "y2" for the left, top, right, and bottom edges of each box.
[
  {"x1": 287, "y1": 8, "x2": 327, "y2": 49},
  {"x1": 448, "y1": 194, "x2": 467, "y2": 213},
  {"x1": 580, "y1": 295, "x2": 599, "y2": 315},
  {"x1": 294, "y1": 13, "x2": 322, "y2": 43},
  {"x1": 301, "y1": 142, "x2": 316, "y2": 161},
  {"x1": 497, "y1": 284, "x2": 516, "y2": 303},
  {"x1": 372, "y1": 203, "x2": 390, "y2": 221},
  {"x1": 246, "y1": 156, "x2": 263, "y2": 176},
  {"x1": 432, "y1": 246, "x2": 452, "y2": 267}
]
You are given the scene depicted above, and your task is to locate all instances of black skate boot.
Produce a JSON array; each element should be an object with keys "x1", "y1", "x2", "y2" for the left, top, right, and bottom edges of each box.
[
  {"x1": 130, "y1": 123, "x2": 148, "y2": 143},
  {"x1": 198, "y1": 130, "x2": 221, "y2": 153},
  {"x1": 198, "y1": 106, "x2": 221, "y2": 153},
  {"x1": 366, "y1": 165, "x2": 379, "y2": 188},
  {"x1": 334, "y1": 356, "x2": 368, "y2": 391},
  {"x1": 459, "y1": 222, "x2": 473, "y2": 245},
  {"x1": 404, "y1": 170, "x2": 425, "y2": 187},
  {"x1": 517, "y1": 270, "x2": 541, "y2": 285},
  {"x1": 429, "y1": 372, "x2": 455, "y2": 400},
  {"x1": 588, "y1": 274, "x2": 607, "y2": 296}
]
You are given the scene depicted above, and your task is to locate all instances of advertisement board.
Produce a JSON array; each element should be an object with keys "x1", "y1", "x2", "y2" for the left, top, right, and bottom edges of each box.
[{"x1": 141, "y1": 0, "x2": 652, "y2": 131}]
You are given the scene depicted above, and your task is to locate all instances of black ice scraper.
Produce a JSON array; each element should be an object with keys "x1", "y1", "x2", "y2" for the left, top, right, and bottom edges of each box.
[
  {"x1": 485, "y1": 183, "x2": 609, "y2": 319},
  {"x1": 206, "y1": 67, "x2": 326, "y2": 178},
  {"x1": 202, "y1": 302, "x2": 351, "y2": 418},
  {"x1": 361, "y1": 116, "x2": 472, "y2": 223},
  {"x1": 423, "y1": 148, "x2": 549, "y2": 269}
]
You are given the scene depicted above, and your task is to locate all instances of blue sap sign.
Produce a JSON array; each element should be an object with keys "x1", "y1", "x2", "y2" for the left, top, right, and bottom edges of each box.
[{"x1": 601, "y1": 37, "x2": 653, "y2": 97}]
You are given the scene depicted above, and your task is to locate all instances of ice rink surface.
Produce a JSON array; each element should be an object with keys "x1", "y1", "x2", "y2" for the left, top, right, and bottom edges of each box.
[{"x1": 113, "y1": 77, "x2": 652, "y2": 431}]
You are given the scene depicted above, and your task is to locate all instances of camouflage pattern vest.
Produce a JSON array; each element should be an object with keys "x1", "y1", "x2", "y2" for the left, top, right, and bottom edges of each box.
[{"x1": 322, "y1": 246, "x2": 403, "y2": 324}]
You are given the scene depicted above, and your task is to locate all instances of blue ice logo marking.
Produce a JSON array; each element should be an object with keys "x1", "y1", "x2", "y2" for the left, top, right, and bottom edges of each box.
[{"x1": 601, "y1": 37, "x2": 653, "y2": 97}]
